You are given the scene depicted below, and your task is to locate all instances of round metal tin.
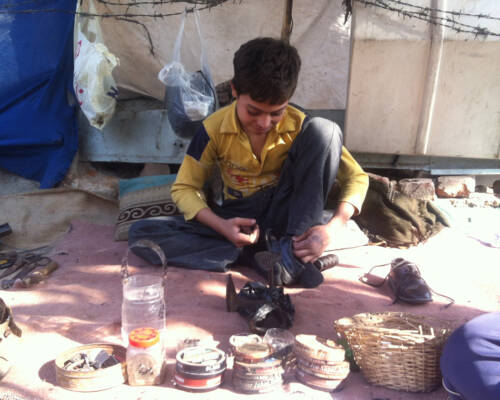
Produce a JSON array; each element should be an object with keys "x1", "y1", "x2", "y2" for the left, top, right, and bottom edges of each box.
[
  {"x1": 232, "y1": 374, "x2": 282, "y2": 394},
  {"x1": 175, "y1": 364, "x2": 226, "y2": 380},
  {"x1": 173, "y1": 370, "x2": 223, "y2": 392},
  {"x1": 233, "y1": 343, "x2": 271, "y2": 364},
  {"x1": 55, "y1": 343, "x2": 126, "y2": 392},
  {"x1": 233, "y1": 360, "x2": 283, "y2": 377},
  {"x1": 295, "y1": 368, "x2": 345, "y2": 392},
  {"x1": 229, "y1": 333, "x2": 262, "y2": 352},
  {"x1": 176, "y1": 346, "x2": 226, "y2": 375},
  {"x1": 233, "y1": 366, "x2": 284, "y2": 381},
  {"x1": 294, "y1": 334, "x2": 345, "y2": 362},
  {"x1": 296, "y1": 358, "x2": 350, "y2": 380}
]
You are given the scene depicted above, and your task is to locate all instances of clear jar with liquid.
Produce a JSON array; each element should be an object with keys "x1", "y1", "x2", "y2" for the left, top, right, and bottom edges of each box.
[{"x1": 121, "y1": 274, "x2": 166, "y2": 347}]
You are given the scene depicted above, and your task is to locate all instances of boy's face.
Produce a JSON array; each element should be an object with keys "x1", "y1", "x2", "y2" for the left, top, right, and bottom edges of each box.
[{"x1": 232, "y1": 86, "x2": 288, "y2": 137}]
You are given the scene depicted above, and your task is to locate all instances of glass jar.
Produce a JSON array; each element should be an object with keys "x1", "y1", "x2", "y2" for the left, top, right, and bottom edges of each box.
[
  {"x1": 264, "y1": 328, "x2": 294, "y2": 359},
  {"x1": 121, "y1": 274, "x2": 166, "y2": 347},
  {"x1": 127, "y1": 327, "x2": 164, "y2": 386}
]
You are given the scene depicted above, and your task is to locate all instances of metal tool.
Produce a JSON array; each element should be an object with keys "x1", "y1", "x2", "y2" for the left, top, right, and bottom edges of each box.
[
  {"x1": 0, "y1": 254, "x2": 52, "y2": 289},
  {"x1": 0, "y1": 256, "x2": 24, "y2": 280},
  {"x1": 0, "y1": 298, "x2": 22, "y2": 339},
  {"x1": 17, "y1": 260, "x2": 58, "y2": 288},
  {"x1": 0, "y1": 223, "x2": 12, "y2": 239},
  {"x1": 226, "y1": 275, "x2": 273, "y2": 313},
  {"x1": 0, "y1": 252, "x2": 17, "y2": 270}
]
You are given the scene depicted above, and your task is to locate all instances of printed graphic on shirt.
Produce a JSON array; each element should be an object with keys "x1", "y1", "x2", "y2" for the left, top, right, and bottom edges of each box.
[
  {"x1": 221, "y1": 159, "x2": 250, "y2": 172},
  {"x1": 223, "y1": 172, "x2": 280, "y2": 199}
]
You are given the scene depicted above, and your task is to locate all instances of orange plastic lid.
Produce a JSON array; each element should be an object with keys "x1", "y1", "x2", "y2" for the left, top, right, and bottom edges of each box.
[{"x1": 129, "y1": 327, "x2": 160, "y2": 348}]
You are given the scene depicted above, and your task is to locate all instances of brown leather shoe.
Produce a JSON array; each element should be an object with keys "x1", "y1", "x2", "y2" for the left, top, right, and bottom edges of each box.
[{"x1": 388, "y1": 258, "x2": 432, "y2": 304}]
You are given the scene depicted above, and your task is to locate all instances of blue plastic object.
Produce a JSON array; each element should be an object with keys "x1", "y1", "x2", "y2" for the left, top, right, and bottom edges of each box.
[{"x1": 0, "y1": 0, "x2": 78, "y2": 188}]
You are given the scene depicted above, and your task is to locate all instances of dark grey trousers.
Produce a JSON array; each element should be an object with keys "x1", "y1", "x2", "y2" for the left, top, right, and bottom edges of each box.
[{"x1": 129, "y1": 117, "x2": 343, "y2": 272}]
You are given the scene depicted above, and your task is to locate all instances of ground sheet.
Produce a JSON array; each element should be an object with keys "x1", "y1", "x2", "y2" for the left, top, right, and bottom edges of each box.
[{"x1": 0, "y1": 218, "x2": 498, "y2": 400}]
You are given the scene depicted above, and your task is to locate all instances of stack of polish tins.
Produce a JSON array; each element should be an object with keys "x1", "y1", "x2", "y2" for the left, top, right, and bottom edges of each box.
[
  {"x1": 232, "y1": 342, "x2": 286, "y2": 394},
  {"x1": 294, "y1": 334, "x2": 350, "y2": 391}
]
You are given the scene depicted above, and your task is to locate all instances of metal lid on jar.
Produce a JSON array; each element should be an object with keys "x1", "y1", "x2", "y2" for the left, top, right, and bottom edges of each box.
[{"x1": 128, "y1": 327, "x2": 160, "y2": 348}]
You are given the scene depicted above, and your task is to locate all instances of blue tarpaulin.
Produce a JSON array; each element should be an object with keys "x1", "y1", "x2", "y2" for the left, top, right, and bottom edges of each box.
[{"x1": 0, "y1": 0, "x2": 77, "y2": 188}]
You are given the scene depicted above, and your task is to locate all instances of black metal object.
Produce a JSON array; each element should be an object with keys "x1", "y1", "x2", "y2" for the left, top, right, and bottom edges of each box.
[
  {"x1": 0, "y1": 223, "x2": 12, "y2": 239},
  {"x1": 63, "y1": 351, "x2": 119, "y2": 372},
  {"x1": 0, "y1": 254, "x2": 52, "y2": 289},
  {"x1": 226, "y1": 275, "x2": 295, "y2": 335}
]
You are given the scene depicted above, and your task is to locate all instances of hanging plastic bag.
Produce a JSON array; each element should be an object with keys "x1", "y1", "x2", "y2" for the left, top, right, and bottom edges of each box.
[
  {"x1": 158, "y1": 9, "x2": 217, "y2": 138},
  {"x1": 73, "y1": 0, "x2": 119, "y2": 130}
]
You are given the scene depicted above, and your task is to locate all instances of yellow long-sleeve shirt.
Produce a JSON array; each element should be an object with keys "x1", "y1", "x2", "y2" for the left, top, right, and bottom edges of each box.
[{"x1": 171, "y1": 102, "x2": 368, "y2": 220}]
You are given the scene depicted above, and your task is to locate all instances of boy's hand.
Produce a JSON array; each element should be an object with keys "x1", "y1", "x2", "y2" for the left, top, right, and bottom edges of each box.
[
  {"x1": 195, "y1": 208, "x2": 259, "y2": 248},
  {"x1": 292, "y1": 225, "x2": 332, "y2": 263},
  {"x1": 222, "y1": 218, "x2": 260, "y2": 248},
  {"x1": 293, "y1": 202, "x2": 355, "y2": 263}
]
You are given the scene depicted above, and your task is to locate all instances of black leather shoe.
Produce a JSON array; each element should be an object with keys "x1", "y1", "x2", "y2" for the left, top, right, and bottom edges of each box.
[
  {"x1": 262, "y1": 230, "x2": 333, "y2": 288},
  {"x1": 275, "y1": 236, "x2": 307, "y2": 285},
  {"x1": 388, "y1": 258, "x2": 432, "y2": 304},
  {"x1": 253, "y1": 251, "x2": 281, "y2": 282},
  {"x1": 297, "y1": 262, "x2": 324, "y2": 288},
  {"x1": 254, "y1": 238, "x2": 305, "y2": 286},
  {"x1": 264, "y1": 229, "x2": 280, "y2": 253},
  {"x1": 259, "y1": 231, "x2": 306, "y2": 286},
  {"x1": 255, "y1": 234, "x2": 326, "y2": 288}
]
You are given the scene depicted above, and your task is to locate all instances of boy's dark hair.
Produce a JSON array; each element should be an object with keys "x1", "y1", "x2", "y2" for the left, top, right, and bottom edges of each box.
[{"x1": 232, "y1": 37, "x2": 301, "y2": 105}]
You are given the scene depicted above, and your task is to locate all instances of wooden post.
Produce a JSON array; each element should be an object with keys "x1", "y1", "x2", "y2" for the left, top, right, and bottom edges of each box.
[{"x1": 281, "y1": 0, "x2": 293, "y2": 44}]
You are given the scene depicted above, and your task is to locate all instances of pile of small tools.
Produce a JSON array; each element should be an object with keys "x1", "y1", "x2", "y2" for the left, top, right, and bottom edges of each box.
[{"x1": 0, "y1": 250, "x2": 58, "y2": 289}]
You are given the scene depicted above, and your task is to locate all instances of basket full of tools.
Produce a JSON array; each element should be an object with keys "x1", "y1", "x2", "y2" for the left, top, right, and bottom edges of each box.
[{"x1": 334, "y1": 312, "x2": 451, "y2": 393}]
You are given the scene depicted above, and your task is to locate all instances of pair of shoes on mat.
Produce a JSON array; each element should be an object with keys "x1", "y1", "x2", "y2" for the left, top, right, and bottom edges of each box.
[
  {"x1": 253, "y1": 231, "x2": 339, "y2": 288},
  {"x1": 388, "y1": 258, "x2": 432, "y2": 304}
]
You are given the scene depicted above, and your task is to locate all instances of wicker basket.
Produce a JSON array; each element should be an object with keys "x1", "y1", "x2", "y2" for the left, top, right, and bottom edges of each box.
[{"x1": 334, "y1": 312, "x2": 451, "y2": 392}]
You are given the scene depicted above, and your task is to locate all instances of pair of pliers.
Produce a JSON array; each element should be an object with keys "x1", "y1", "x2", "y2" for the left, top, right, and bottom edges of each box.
[
  {"x1": 0, "y1": 252, "x2": 17, "y2": 270},
  {"x1": 16, "y1": 259, "x2": 59, "y2": 288},
  {"x1": 1, "y1": 254, "x2": 57, "y2": 289}
]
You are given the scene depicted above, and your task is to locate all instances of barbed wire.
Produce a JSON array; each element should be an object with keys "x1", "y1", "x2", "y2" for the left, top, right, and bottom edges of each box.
[
  {"x1": 353, "y1": 0, "x2": 500, "y2": 38},
  {"x1": 0, "y1": 0, "x2": 235, "y2": 56},
  {"x1": 384, "y1": 0, "x2": 500, "y2": 21},
  {"x1": 116, "y1": 17, "x2": 155, "y2": 55},
  {"x1": 3, "y1": 0, "x2": 498, "y2": 55},
  {"x1": 97, "y1": 0, "x2": 224, "y2": 6},
  {"x1": 0, "y1": 0, "x2": 50, "y2": 9},
  {"x1": 0, "y1": 0, "x2": 232, "y2": 14},
  {"x1": 0, "y1": 7, "x2": 221, "y2": 17}
]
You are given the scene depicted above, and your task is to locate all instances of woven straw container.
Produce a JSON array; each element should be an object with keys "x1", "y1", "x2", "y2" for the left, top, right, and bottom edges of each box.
[{"x1": 334, "y1": 312, "x2": 451, "y2": 393}]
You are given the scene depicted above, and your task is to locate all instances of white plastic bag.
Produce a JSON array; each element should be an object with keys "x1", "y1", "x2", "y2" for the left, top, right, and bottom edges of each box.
[
  {"x1": 73, "y1": 0, "x2": 119, "y2": 130},
  {"x1": 158, "y1": 10, "x2": 216, "y2": 138}
]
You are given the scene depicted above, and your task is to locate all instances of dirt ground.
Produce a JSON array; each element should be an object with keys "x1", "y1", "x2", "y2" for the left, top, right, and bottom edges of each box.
[{"x1": 0, "y1": 193, "x2": 498, "y2": 400}]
